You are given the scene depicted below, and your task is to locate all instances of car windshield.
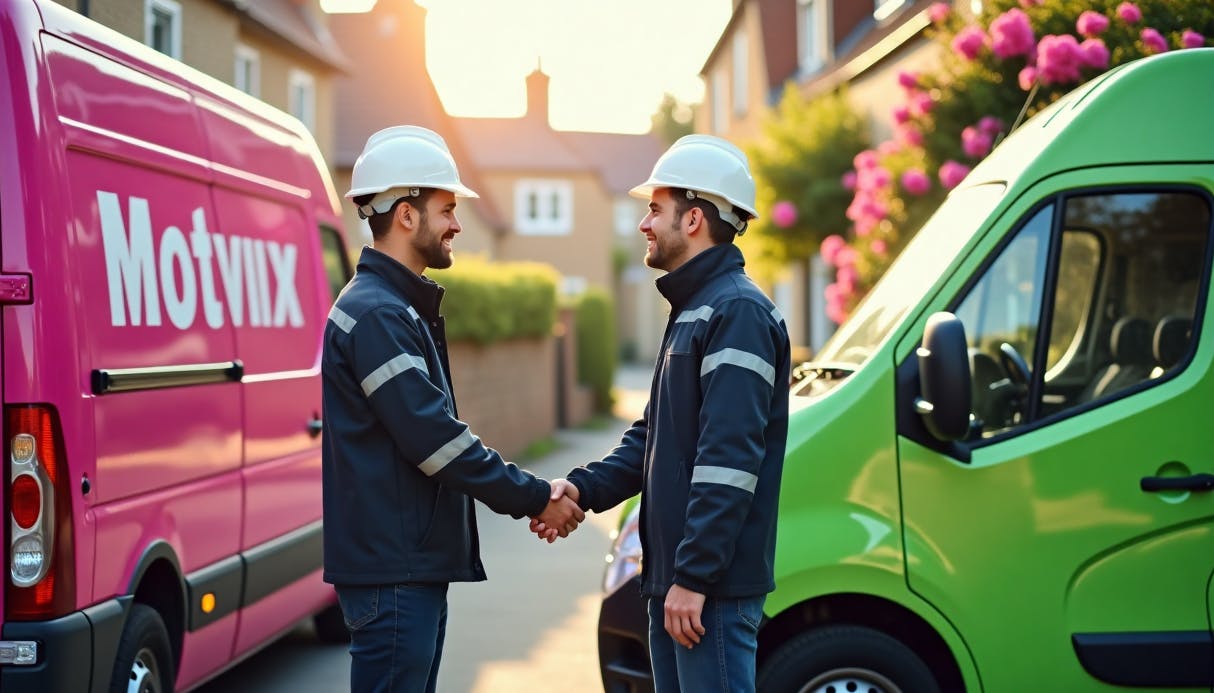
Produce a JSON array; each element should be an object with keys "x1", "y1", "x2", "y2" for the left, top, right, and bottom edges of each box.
[{"x1": 814, "y1": 182, "x2": 1007, "y2": 369}]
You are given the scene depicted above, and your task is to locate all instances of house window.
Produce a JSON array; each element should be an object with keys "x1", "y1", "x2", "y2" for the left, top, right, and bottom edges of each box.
[
  {"x1": 710, "y1": 69, "x2": 728, "y2": 135},
  {"x1": 732, "y1": 32, "x2": 748, "y2": 116},
  {"x1": 288, "y1": 69, "x2": 316, "y2": 132},
  {"x1": 234, "y1": 44, "x2": 260, "y2": 97},
  {"x1": 145, "y1": 0, "x2": 182, "y2": 60},
  {"x1": 514, "y1": 179, "x2": 573, "y2": 235},
  {"x1": 797, "y1": 0, "x2": 829, "y2": 75},
  {"x1": 874, "y1": 0, "x2": 908, "y2": 21},
  {"x1": 614, "y1": 199, "x2": 637, "y2": 235}
]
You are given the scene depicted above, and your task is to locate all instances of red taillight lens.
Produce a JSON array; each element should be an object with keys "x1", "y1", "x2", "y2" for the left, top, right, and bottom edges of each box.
[
  {"x1": 10, "y1": 475, "x2": 39, "y2": 529},
  {"x1": 6, "y1": 404, "x2": 75, "y2": 620}
]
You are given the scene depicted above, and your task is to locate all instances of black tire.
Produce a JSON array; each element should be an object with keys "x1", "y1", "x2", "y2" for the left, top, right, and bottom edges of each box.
[
  {"x1": 313, "y1": 603, "x2": 351, "y2": 643},
  {"x1": 758, "y1": 625, "x2": 940, "y2": 693},
  {"x1": 110, "y1": 603, "x2": 175, "y2": 693}
]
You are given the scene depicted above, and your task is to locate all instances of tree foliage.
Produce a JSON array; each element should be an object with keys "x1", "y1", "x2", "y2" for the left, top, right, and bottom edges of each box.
[{"x1": 650, "y1": 92, "x2": 696, "y2": 146}]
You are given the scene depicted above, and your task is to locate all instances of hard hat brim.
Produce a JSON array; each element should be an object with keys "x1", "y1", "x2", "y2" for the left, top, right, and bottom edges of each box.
[{"x1": 346, "y1": 182, "x2": 479, "y2": 200}]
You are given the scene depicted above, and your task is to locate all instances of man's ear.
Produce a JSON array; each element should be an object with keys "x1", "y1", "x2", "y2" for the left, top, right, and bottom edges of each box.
[
  {"x1": 395, "y1": 200, "x2": 416, "y2": 230},
  {"x1": 684, "y1": 206, "x2": 704, "y2": 236}
]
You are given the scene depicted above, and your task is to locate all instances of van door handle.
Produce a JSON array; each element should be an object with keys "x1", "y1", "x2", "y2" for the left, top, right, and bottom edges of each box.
[
  {"x1": 307, "y1": 417, "x2": 323, "y2": 439},
  {"x1": 1140, "y1": 474, "x2": 1214, "y2": 492}
]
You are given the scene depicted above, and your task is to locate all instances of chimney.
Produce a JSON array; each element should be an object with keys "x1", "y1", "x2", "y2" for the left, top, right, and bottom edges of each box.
[{"x1": 525, "y1": 63, "x2": 549, "y2": 125}]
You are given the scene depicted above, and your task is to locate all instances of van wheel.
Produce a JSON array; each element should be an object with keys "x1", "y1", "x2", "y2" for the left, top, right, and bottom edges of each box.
[
  {"x1": 111, "y1": 603, "x2": 175, "y2": 693},
  {"x1": 313, "y1": 603, "x2": 350, "y2": 643},
  {"x1": 757, "y1": 625, "x2": 939, "y2": 693}
]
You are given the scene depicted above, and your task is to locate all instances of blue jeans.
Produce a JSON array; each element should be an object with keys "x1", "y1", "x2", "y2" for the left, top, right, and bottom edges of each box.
[
  {"x1": 335, "y1": 583, "x2": 449, "y2": 693},
  {"x1": 648, "y1": 593, "x2": 765, "y2": 693}
]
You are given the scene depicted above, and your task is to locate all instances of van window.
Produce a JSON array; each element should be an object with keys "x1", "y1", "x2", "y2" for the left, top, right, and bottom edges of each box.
[
  {"x1": 320, "y1": 225, "x2": 352, "y2": 301},
  {"x1": 957, "y1": 189, "x2": 1210, "y2": 440}
]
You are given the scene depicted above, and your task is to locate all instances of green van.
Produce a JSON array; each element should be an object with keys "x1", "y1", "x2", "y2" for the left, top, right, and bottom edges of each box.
[{"x1": 598, "y1": 48, "x2": 1214, "y2": 692}]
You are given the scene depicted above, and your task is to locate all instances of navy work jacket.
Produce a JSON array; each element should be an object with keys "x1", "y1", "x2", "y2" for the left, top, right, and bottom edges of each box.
[
  {"x1": 321, "y1": 247, "x2": 550, "y2": 586},
  {"x1": 568, "y1": 243, "x2": 790, "y2": 598}
]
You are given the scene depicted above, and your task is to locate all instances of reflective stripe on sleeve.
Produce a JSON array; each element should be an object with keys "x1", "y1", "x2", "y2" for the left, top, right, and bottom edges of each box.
[
  {"x1": 329, "y1": 306, "x2": 356, "y2": 333},
  {"x1": 691, "y1": 465, "x2": 758, "y2": 493},
  {"x1": 418, "y1": 427, "x2": 477, "y2": 476},
  {"x1": 676, "y1": 306, "x2": 714, "y2": 323},
  {"x1": 770, "y1": 306, "x2": 784, "y2": 324},
  {"x1": 361, "y1": 353, "x2": 428, "y2": 396},
  {"x1": 701, "y1": 348, "x2": 776, "y2": 387},
  {"x1": 406, "y1": 306, "x2": 420, "y2": 321}
]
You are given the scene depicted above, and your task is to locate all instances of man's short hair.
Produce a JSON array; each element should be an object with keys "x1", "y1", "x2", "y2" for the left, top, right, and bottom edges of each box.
[
  {"x1": 353, "y1": 188, "x2": 435, "y2": 239},
  {"x1": 671, "y1": 188, "x2": 741, "y2": 244}
]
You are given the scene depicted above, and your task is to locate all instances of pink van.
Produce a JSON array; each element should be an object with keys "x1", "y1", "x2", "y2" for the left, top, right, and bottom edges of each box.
[{"x1": 0, "y1": 2, "x2": 353, "y2": 690}]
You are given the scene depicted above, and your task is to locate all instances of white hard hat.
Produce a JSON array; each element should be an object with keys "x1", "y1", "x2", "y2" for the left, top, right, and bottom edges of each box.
[
  {"x1": 630, "y1": 134, "x2": 758, "y2": 232},
  {"x1": 346, "y1": 125, "x2": 478, "y2": 219}
]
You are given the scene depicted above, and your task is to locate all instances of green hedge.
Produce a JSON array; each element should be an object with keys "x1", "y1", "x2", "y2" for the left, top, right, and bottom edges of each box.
[
  {"x1": 574, "y1": 289, "x2": 617, "y2": 413},
  {"x1": 429, "y1": 259, "x2": 559, "y2": 344}
]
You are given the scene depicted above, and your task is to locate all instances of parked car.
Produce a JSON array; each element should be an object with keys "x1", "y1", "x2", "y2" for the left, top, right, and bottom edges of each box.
[
  {"x1": 598, "y1": 48, "x2": 1214, "y2": 692},
  {"x1": 0, "y1": 2, "x2": 352, "y2": 690}
]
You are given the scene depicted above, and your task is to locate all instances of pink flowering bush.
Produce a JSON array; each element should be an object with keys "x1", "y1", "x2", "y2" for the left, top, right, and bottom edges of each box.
[{"x1": 814, "y1": 0, "x2": 1214, "y2": 322}]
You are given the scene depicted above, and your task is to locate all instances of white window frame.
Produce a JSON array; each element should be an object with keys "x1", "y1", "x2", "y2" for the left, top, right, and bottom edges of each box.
[
  {"x1": 797, "y1": 0, "x2": 830, "y2": 75},
  {"x1": 288, "y1": 68, "x2": 317, "y2": 132},
  {"x1": 874, "y1": 0, "x2": 908, "y2": 21},
  {"x1": 145, "y1": 0, "x2": 182, "y2": 60},
  {"x1": 710, "y1": 69, "x2": 728, "y2": 135},
  {"x1": 614, "y1": 198, "x2": 637, "y2": 236},
  {"x1": 732, "y1": 32, "x2": 748, "y2": 117},
  {"x1": 514, "y1": 179, "x2": 573, "y2": 235},
  {"x1": 234, "y1": 44, "x2": 260, "y2": 97}
]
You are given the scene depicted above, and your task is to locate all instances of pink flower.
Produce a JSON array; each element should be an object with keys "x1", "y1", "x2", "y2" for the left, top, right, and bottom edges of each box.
[
  {"x1": 1076, "y1": 11, "x2": 1109, "y2": 38},
  {"x1": 952, "y1": 26, "x2": 988, "y2": 61},
  {"x1": 878, "y1": 140, "x2": 901, "y2": 156},
  {"x1": 939, "y1": 160, "x2": 971, "y2": 190},
  {"x1": 910, "y1": 91, "x2": 935, "y2": 117},
  {"x1": 820, "y1": 234, "x2": 846, "y2": 265},
  {"x1": 897, "y1": 70, "x2": 920, "y2": 90},
  {"x1": 961, "y1": 126, "x2": 993, "y2": 158},
  {"x1": 870, "y1": 239, "x2": 888, "y2": 255},
  {"x1": 1182, "y1": 30, "x2": 1206, "y2": 49},
  {"x1": 825, "y1": 283, "x2": 849, "y2": 324},
  {"x1": 928, "y1": 2, "x2": 951, "y2": 23},
  {"x1": 1141, "y1": 27, "x2": 1169, "y2": 54},
  {"x1": 857, "y1": 167, "x2": 892, "y2": 191},
  {"x1": 896, "y1": 123, "x2": 924, "y2": 148},
  {"x1": 853, "y1": 150, "x2": 879, "y2": 170},
  {"x1": 1018, "y1": 0, "x2": 1041, "y2": 6},
  {"x1": 1018, "y1": 66, "x2": 1038, "y2": 90},
  {"x1": 1079, "y1": 38, "x2": 1110, "y2": 69},
  {"x1": 1117, "y1": 2, "x2": 1142, "y2": 24},
  {"x1": 771, "y1": 200, "x2": 798, "y2": 229},
  {"x1": 901, "y1": 168, "x2": 931, "y2": 196},
  {"x1": 1036, "y1": 34, "x2": 1083, "y2": 85},
  {"x1": 892, "y1": 104, "x2": 911, "y2": 124},
  {"x1": 978, "y1": 116, "x2": 1005, "y2": 137},
  {"x1": 841, "y1": 171, "x2": 858, "y2": 191},
  {"x1": 990, "y1": 9, "x2": 1035, "y2": 59},
  {"x1": 834, "y1": 246, "x2": 858, "y2": 269},
  {"x1": 836, "y1": 265, "x2": 859, "y2": 292},
  {"x1": 854, "y1": 216, "x2": 877, "y2": 237}
]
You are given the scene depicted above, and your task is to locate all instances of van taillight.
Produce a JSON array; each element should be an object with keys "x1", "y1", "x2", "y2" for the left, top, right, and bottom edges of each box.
[{"x1": 5, "y1": 405, "x2": 75, "y2": 620}]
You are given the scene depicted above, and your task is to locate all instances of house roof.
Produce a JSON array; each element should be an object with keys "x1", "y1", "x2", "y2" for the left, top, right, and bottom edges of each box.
[
  {"x1": 328, "y1": 0, "x2": 505, "y2": 230},
  {"x1": 225, "y1": 0, "x2": 351, "y2": 71},
  {"x1": 561, "y1": 132, "x2": 665, "y2": 195},
  {"x1": 701, "y1": 0, "x2": 797, "y2": 96},
  {"x1": 800, "y1": 0, "x2": 935, "y2": 97}
]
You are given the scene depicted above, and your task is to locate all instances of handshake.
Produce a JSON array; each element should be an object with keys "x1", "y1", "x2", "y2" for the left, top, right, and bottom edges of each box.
[{"x1": 529, "y1": 479, "x2": 583, "y2": 543}]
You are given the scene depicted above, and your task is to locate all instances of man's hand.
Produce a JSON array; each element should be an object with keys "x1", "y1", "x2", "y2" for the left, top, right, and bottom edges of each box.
[
  {"x1": 530, "y1": 479, "x2": 581, "y2": 543},
  {"x1": 664, "y1": 584, "x2": 706, "y2": 648}
]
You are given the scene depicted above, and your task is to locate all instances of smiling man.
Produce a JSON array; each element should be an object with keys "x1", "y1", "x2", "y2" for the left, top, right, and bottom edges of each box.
[
  {"x1": 537, "y1": 135, "x2": 792, "y2": 693},
  {"x1": 321, "y1": 126, "x2": 584, "y2": 693}
]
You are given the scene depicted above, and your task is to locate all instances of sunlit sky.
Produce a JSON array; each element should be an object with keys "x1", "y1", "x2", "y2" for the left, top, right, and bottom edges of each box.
[{"x1": 321, "y1": 0, "x2": 732, "y2": 133}]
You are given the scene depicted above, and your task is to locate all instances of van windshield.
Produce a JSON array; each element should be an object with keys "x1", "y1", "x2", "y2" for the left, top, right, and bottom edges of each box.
[{"x1": 814, "y1": 182, "x2": 1007, "y2": 369}]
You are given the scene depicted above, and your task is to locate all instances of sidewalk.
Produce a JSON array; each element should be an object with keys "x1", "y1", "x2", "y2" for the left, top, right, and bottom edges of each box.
[{"x1": 440, "y1": 361, "x2": 652, "y2": 693}]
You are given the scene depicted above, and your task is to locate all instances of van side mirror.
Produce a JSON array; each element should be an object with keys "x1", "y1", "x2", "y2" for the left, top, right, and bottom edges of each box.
[{"x1": 915, "y1": 312, "x2": 972, "y2": 441}]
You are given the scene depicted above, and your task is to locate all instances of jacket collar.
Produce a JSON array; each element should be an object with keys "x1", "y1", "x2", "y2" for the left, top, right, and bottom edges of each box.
[
  {"x1": 655, "y1": 243, "x2": 744, "y2": 311},
  {"x1": 356, "y1": 246, "x2": 445, "y2": 321}
]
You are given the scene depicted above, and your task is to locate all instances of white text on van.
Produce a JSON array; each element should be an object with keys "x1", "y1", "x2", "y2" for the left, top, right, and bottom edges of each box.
[{"x1": 97, "y1": 191, "x2": 303, "y2": 330}]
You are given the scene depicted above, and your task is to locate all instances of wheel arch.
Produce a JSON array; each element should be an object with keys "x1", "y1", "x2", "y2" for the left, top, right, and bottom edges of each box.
[
  {"x1": 125, "y1": 540, "x2": 187, "y2": 668},
  {"x1": 758, "y1": 591, "x2": 969, "y2": 693}
]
